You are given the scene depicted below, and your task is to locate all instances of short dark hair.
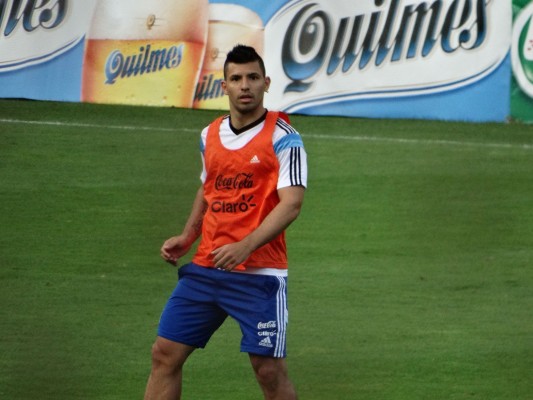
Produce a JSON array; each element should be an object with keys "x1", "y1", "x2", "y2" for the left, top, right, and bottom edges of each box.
[{"x1": 223, "y1": 44, "x2": 266, "y2": 78}]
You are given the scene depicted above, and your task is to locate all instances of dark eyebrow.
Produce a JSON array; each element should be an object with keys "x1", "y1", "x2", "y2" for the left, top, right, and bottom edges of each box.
[{"x1": 229, "y1": 72, "x2": 262, "y2": 80}]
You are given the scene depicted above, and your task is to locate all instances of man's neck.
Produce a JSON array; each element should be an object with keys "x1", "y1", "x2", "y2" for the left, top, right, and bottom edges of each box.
[
  {"x1": 229, "y1": 106, "x2": 267, "y2": 130},
  {"x1": 229, "y1": 110, "x2": 268, "y2": 135}
]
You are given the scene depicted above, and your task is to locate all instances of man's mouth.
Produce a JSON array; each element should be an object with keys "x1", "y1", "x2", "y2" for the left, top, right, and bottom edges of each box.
[{"x1": 239, "y1": 94, "x2": 253, "y2": 102}]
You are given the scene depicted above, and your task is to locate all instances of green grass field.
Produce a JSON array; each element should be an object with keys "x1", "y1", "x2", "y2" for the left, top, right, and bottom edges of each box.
[{"x1": 1, "y1": 99, "x2": 532, "y2": 399}]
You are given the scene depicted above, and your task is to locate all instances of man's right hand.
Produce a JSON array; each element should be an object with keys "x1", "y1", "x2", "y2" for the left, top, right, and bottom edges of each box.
[{"x1": 160, "y1": 235, "x2": 191, "y2": 266}]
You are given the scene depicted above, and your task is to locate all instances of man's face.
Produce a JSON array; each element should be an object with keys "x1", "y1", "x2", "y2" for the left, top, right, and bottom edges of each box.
[{"x1": 222, "y1": 61, "x2": 271, "y2": 114}]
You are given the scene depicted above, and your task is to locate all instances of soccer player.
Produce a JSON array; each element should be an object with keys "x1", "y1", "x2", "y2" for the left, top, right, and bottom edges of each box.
[{"x1": 144, "y1": 45, "x2": 307, "y2": 400}]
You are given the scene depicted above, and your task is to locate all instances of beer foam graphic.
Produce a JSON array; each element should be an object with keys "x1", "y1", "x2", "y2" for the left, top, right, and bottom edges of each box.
[
  {"x1": 203, "y1": 4, "x2": 264, "y2": 70},
  {"x1": 87, "y1": 0, "x2": 208, "y2": 43}
]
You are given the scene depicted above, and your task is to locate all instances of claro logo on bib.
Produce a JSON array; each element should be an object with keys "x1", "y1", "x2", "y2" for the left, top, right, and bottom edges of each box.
[{"x1": 211, "y1": 195, "x2": 257, "y2": 214}]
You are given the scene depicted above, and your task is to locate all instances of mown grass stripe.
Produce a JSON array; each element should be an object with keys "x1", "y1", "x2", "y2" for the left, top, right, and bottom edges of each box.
[{"x1": 2, "y1": 117, "x2": 532, "y2": 151}]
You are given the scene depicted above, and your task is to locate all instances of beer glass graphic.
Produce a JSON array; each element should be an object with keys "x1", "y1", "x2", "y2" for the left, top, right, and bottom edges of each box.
[
  {"x1": 82, "y1": 0, "x2": 208, "y2": 107},
  {"x1": 193, "y1": 4, "x2": 264, "y2": 110}
]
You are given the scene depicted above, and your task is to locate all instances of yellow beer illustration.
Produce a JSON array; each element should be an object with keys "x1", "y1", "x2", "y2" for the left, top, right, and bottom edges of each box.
[
  {"x1": 193, "y1": 4, "x2": 264, "y2": 110},
  {"x1": 82, "y1": 0, "x2": 208, "y2": 107}
]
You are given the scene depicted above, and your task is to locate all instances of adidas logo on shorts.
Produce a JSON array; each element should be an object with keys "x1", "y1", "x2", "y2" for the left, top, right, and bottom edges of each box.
[{"x1": 258, "y1": 336, "x2": 273, "y2": 348}]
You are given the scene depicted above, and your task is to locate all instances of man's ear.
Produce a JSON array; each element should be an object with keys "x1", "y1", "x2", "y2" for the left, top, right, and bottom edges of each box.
[
  {"x1": 265, "y1": 76, "x2": 271, "y2": 93},
  {"x1": 221, "y1": 80, "x2": 228, "y2": 95}
]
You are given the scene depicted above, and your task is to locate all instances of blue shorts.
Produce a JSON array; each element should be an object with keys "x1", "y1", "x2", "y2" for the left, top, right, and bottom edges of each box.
[{"x1": 158, "y1": 263, "x2": 288, "y2": 358}]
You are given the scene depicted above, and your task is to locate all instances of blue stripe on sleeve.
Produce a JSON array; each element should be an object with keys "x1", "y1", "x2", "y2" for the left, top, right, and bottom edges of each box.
[
  {"x1": 200, "y1": 136, "x2": 205, "y2": 155},
  {"x1": 273, "y1": 133, "x2": 304, "y2": 155}
]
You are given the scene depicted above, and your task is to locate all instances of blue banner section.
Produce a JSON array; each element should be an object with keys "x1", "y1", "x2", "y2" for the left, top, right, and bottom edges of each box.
[
  {"x1": 0, "y1": 39, "x2": 84, "y2": 102},
  {"x1": 296, "y1": 55, "x2": 511, "y2": 123}
]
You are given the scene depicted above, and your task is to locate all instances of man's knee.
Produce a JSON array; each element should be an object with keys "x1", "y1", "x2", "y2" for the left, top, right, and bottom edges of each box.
[
  {"x1": 254, "y1": 362, "x2": 279, "y2": 386},
  {"x1": 150, "y1": 337, "x2": 193, "y2": 372},
  {"x1": 250, "y1": 356, "x2": 288, "y2": 386},
  {"x1": 250, "y1": 355, "x2": 297, "y2": 399}
]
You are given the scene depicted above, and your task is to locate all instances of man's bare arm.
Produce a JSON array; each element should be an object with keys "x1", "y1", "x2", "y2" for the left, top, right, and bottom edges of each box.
[
  {"x1": 160, "y1": 186, "x2": 207, "y2": 265},
  {"x1": 211, "y1": 185, "x2": 305, "y2": 270}
]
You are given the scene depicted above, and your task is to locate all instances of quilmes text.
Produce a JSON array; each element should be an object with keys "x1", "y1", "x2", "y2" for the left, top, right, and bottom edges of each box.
[
  {"x1": 104, "y1": 44, "x2": 183, "y2": 84},
  {"x1": 282, "y1": 0, "x2": 491, "y2": 92},
  {"x1": 194, "y1": 73, "x2": 224, "y2": 102},
  {"x1": 0, "y1": 0, "x2": 67, "y2": 37}
]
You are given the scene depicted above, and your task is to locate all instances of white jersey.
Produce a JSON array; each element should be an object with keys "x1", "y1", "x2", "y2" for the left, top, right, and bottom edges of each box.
[{"x1": 199, "y1": 114, "x2": 308, "y2": 190}]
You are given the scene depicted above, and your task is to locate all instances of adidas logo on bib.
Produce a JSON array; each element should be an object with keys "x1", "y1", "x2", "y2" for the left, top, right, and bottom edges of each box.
[
  {"x1": 259, "y1": 336, "x2": 273, "y2": 348},
  {"x1": 250, "y1": 155, "x2": 260, "y2": 164}
]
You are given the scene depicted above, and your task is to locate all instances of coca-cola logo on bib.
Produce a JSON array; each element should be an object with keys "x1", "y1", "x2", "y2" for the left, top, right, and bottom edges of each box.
[{"x1": 215, "y1": 173, "x2": 254, "y2": 191}]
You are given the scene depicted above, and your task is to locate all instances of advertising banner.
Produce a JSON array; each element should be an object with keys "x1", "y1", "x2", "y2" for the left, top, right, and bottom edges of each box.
[
  {"x1": 0, "y1": 0, "x2": 98, "y2": 102},
  {"x1": 511, "y1": 0, "x2": 533, "y2": 123},
  {"x1": 0, "y1": 0, "x2": 514, "y2": 122},
  {"x1": 262, "y1": 0, "x2": 511, "y2": 122}
]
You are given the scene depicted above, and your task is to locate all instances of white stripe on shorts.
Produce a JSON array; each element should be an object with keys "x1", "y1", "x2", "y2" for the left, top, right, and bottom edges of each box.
[{"x1": 275, "y1": 276, "x2": 288, "y2": 358}]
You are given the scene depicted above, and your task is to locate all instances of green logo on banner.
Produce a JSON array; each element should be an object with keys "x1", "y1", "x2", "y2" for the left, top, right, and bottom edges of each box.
[{"x1": 513, "y1": 3, "x2": 533, "y2": 98}]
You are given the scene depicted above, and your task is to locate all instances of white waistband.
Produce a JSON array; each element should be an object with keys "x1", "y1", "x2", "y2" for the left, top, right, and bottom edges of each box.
[{"x1": 234, "y1": 267, "x2": 288, "y2": 277}]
